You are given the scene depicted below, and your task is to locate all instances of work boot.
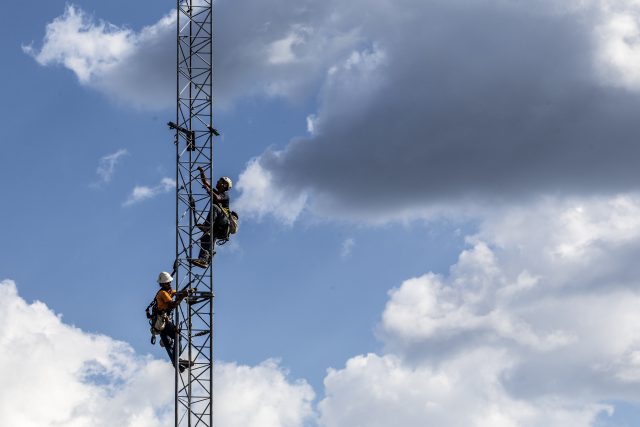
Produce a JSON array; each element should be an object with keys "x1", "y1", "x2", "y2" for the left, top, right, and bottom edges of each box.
[
  {"x1": 190, "y1": 258, "x2": 209, "y2": 269},
  {"x1": 179, "y1": 359, "x2": 194, "y2": 373}
]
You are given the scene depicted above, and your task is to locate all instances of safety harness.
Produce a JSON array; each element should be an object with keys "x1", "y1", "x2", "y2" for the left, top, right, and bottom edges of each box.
[
  {"x1": 188, "y1": 194, "x2": 238, "y2": 245},
  {"x1": 145, "y1": 290, "x2": 170, "y2": 345}
]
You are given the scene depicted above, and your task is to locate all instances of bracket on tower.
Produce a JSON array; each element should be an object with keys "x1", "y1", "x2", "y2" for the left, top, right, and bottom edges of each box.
[
  {"x1": 207, "y1": 125, "x2": 220, "y2": 136},
  {"x1": 168, "y1": 121, "x2": 196, "y2": 151}
]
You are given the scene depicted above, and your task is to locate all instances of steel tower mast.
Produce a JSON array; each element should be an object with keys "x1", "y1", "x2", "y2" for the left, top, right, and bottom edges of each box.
[{"x1": 170, "y1": 0, "x2": 216, "y2": 425}]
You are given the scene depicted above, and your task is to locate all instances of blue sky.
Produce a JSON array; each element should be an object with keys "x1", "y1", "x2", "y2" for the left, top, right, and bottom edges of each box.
[{"x1": 4, "y1": 0, "x2": 640, "y2": 426}]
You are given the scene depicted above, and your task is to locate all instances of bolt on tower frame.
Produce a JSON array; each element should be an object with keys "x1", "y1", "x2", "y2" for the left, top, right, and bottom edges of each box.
[{"x1": 171, "y1": 0, "x2": 216, "y2": 425}]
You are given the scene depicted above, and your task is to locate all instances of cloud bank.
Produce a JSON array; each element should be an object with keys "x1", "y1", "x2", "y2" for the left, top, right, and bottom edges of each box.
[
  {"x1": 0, "y1": 279, "x2": 314, "y2": 427},
  {"x1": 0, "y1": 279, "x2": 172, "y2": 426},
  {"x1": 6, "y1": 194, "x2": 640, "y2": 425},
  {"x1": 25, "y1": 1, "x2": 640, "y2": 222},
  {"x1": 318, "y1": 195, "x2": 640, "y2": 426},
  {"x1": 235, "y1": 0, "x2": 640, "y2": 223}
]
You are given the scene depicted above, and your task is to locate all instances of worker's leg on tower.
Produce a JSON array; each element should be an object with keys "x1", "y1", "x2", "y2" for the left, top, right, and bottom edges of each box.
[
  {"x1": 217, "y1": 215, "x2": 229, "y2": 238},
  {"x1": 160, "y1": 321, "x2": 177, "y2": 365},
  {"x1": 160, "y1": 321, "x2": 191, "y2": 372},
  {"x1": 204, "y1": 204, "x2": 225, "y2": 228},
  {"x1": 198, "y1": 206, "x2": 215, "y2": 229},
  {"x1": 192, "y1": 206, "x2": 226, "y2": 268},
  {"x1": 208, "y1": 205, "x2": 229, "y2": 240},
  {"x1": 200, "y1": 231, "x2": 213, "y2": 258},
  {"x1": 191, "y1": 232, "x2": 213, "y2": 269}
]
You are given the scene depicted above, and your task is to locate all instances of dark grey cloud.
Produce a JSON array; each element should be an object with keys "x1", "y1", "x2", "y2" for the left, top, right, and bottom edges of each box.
[{"x1": 243, "y1": 0, "x2": 640, "y2": 220}]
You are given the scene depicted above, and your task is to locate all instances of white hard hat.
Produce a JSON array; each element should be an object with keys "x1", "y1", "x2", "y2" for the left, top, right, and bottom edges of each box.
[
  {"x1": 221, "y1": 176, "x2": 232, "y2": 189},
  {"x1": 157, "y1": 272, "x2": 173, "y2": 284}
]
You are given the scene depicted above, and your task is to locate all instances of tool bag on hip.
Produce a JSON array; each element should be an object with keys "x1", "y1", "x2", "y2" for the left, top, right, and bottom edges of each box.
[
  {"x1": 228, "y1": 211, "x2": 239, "y2": 235},
  {"x1": 152, "y1": 312, "x2": 169, "y2": 333},
  {"x1": 216, "y1": 210, "x2": 239, "y2": 245},
  {"x1": 145, "y1": 294, "x2": 169, "y2": 345}
]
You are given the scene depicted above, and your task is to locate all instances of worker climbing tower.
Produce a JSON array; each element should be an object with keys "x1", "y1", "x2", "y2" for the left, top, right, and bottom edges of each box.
[{"x1": 170, "y1": 0, "x2": 216, "y2": 425}]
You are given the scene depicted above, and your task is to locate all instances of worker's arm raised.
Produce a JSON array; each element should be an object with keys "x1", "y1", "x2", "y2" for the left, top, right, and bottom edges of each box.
[{"x1": 197, "y1": 166, "x2": 212, "y2": 193}]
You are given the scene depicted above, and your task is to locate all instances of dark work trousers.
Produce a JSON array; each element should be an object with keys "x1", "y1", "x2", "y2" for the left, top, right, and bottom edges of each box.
[
  {"x1": 198, "y1": 204, "x2": 229, "y2": 259},
  {"x1": 160, "y1": 319, "x2": 181, "y2": 367}
]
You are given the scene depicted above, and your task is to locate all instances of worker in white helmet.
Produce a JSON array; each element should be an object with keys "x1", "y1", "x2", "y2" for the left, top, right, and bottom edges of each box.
[
  {"x1": 154, "y1": 271, "x2": 193, "y2": 372},
  {"x1": 191, "y1": 167, "x2": 233, "y2": 269}
]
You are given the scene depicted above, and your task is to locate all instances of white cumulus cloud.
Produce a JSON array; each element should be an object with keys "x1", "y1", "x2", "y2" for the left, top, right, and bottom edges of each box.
[
  {"x1": 215, "y1": 360, "x2": 315, "y2": 427},
  {"x1": 25, "y1": 2, "x2": 361, "y2": 110},
  {"x1": 0, "y1": 279, "x2": 315, "y2": 427},
  {"x1": 234, "y1": 158, "x2": 308, "y2": 225},
  {"x1": 0, "y1": 279, "x2": 173, "y2": 427},
  {"x1": 319, "y1": 351, "x2": 610, "y2": 427},
  {"x1": 317, "y1": 195, "x2": 640, "y2": 426},
  {"x1": 24, "y1": 5, "x2": 175, "y2": 109}
]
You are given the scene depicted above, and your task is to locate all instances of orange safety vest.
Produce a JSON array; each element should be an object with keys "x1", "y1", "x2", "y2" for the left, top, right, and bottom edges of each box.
[{"x1": 156, "y1": 289, "x2": 176, "y2": 312}]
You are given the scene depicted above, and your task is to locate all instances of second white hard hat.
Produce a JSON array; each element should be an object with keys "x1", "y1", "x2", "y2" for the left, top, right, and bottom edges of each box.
[
  {"x1": 157, "y1": 271, "x2": 173, "y2": 284},
  {"x1": 221, "y1": 176, "x2": 233, "y2": 189}
]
